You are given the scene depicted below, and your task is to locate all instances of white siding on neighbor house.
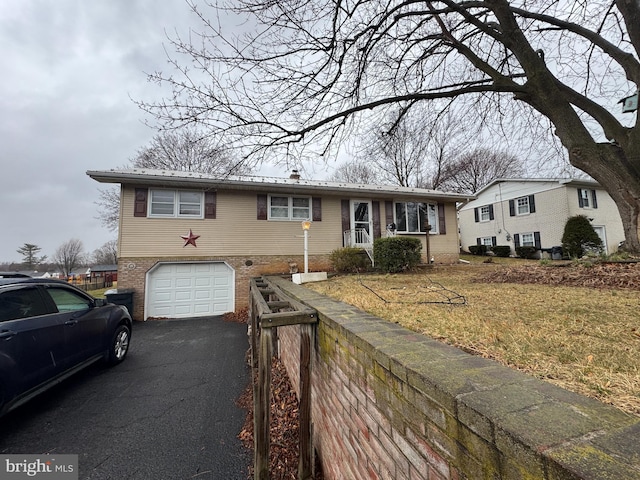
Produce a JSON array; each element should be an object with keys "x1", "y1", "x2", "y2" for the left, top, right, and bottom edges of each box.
[
  {"x1": 566, "y1": 186, "x2": 625, "y2": 252},
  {"x1": 459, "y1": 181, "x2": 625, "y2": 254}
]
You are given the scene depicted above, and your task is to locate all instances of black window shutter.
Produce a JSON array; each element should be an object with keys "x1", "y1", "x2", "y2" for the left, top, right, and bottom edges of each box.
[
  {"x1": 312, "y1": 197, "x2": 322, "y2": 221},
  {"x1": 591, "y1": 190, "x2": 598, "y2": 209},
  {"x1": 438, "y1": 203, "x2": 446, "y2": 234},
  {"x1": 534, "y1": 231, "x2": 542, "y2": 250},
  {"x1": 529, "y1": 195, "x2": 536, "y2": 213},
  {"x1": 489, "y1": 204, "x2": 495, "y2": 220},
  {"x1": 204, "y1": 192, "x2": 216, "y2": 219},
  {"x1": 578, "y1": 189, "x2": 584, "y2": 208},
  {"x1": 134, "y1": 188, "x2": 147, "y2": 217},
  {"x1": 476, "y1": 237, "x2": 481, "y2": 245},
  {"x1": 257, "y1": 194, "x2": 267, "y2": 220},
  {"x1": 372, "y1": 201, "x2": 381, "y2": 238},
  {"x1": 341, "y1": 200, "x2": 350, "y2": 245},
  {"x1": 474, "y1": 207, "x2": 479, "y2": 223},
  {"x1": 492, "y1": 236, "x2": 497, "y2": 246},
  {"x1": 514, "y1": 234, "x2": 520, "y2": 247},
  {"x1": 509, "y1": 199, "x2": 515, "y2": 216}
]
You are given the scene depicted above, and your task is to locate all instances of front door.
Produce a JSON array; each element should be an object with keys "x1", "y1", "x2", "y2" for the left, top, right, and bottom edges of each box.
[{"x1": 351, "y1": 200, "x2": 372, "y2": 246}]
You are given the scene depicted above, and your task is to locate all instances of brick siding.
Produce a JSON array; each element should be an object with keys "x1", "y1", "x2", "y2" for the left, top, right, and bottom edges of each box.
[{"x1": 271, "y1": 276, "x2": 640, "y2": 480}]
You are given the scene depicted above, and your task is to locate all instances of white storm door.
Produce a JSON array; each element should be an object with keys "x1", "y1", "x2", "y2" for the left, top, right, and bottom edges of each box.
[{"x1": 351, "y1": 200, "x2": 372, "y2": 247}]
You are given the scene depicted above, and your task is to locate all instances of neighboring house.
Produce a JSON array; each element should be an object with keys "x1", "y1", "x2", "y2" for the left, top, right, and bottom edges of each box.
[
  {"x1": 87, "y1": 169, "x2": 472, "y2": 320},
  {"x1": 89, "y1": 264, "x2": 118, "y2": 281},
  {"x1": 459, "y1": 178, "x2": 625, "y2": 257}
]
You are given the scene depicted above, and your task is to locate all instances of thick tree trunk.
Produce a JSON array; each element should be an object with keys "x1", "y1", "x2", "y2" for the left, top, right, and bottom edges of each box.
[{"x1": 569, "y1": 143, "x2": 640, "y2": 254}]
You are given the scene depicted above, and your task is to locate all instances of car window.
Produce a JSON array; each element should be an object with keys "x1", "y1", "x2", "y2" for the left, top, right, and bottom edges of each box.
[
  {"x1": 47, "y1": 288, "x2": 92, "y2": 313},
  {"x1": 0, "y1": 287, "x2": 51, "y2": 321}
]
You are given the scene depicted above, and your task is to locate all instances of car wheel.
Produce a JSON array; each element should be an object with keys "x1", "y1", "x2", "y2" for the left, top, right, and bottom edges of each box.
[{"x1": 109, "y1": 325, "x2": 130, "y2": 365}]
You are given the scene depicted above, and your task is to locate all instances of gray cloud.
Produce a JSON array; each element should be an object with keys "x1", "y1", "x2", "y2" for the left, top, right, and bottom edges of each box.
[{"x1": 0, "y1": 0, "x2": 203, "y2": 262}]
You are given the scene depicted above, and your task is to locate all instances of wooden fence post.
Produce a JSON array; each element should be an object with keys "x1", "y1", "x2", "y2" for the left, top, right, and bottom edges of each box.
[
  {"x1": 255, "y1": 325, "x2": 273, "y2": 480},
  {"x1": 298, "y1": 323, "x2": 314, "y2": 480}
]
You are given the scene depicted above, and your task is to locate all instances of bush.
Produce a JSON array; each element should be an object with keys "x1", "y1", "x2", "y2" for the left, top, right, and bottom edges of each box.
[
  {"x1": 468, "y1": 245, "x2": 488, "y2": 255},
  {"x1": 515, "y1": 246, "x2": 538, "y2": 259},
  {"x1": 561, "y1": 215, "x2": 603, "y2": 258},
  {"x1": 491, "y1": 245, "x2": 511, "y2": 257},
  {"x1": 373, "y1": 237, "x2": 422, "y2": 273},
  {"x1": 329, "y1": 247, "x2": 371, "y2": 273}
]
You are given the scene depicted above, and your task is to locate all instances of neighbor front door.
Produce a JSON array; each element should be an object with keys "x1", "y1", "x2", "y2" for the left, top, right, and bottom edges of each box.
[{"x1": 351, "y1": 200, "x2": 372, "y2": 246}]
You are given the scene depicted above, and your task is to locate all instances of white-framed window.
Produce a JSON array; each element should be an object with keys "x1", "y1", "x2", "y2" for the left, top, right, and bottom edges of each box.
[
  {"x1": 268, "y1": 195, "x2": 311, "y2": 220},
  {"x1": 517, "y1": 197, "x2": 531, "y2": 215},
  {"x1": 394, "y1": 202, "x2": 438, "y2": 234},
  {"x1": 480, "y1": 206, "x2": 491, "y2": 222},
  {"x1": 520, "y1": 232, "x2": 535, "y2": 247},
  {"x1": 579, "y1": 189, "x2": 590, "y2": 208},
  {"x1": 149, "y1": 189, "x2": 203, "y2": 218},
  {"x1": 480, "y1": 237, "x2": 494, "y2": 247}
]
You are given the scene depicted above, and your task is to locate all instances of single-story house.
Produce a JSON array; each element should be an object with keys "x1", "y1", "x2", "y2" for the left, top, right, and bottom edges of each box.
[
  {"x1": 458, "y1": 178, "x2": 625, "y2": 257},
  {"x1": 87, "y1": 168, "x2": 472, "y2": 320},
  {"x1": 88, "y1": 264, "x2": 118, "y2": 281}
]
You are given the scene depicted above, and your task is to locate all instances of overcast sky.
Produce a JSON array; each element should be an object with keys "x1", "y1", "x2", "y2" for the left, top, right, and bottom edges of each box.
[{"x1": 0, "y1": 0, "x2": 293, "y2": 264}]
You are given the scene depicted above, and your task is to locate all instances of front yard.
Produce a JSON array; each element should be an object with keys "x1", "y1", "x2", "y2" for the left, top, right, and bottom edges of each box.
[{"x1": 306, "y1": 260, "x2": 640, "y2": 416}]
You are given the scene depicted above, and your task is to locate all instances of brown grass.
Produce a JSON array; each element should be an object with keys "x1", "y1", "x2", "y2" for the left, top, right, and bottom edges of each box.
[{"x1": 306, "y1": 263, "x2": 640, "y2": 416}]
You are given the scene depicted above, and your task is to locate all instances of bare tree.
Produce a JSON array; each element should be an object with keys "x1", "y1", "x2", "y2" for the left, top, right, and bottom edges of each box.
[
  {"x1": 439, "y1": 148, "x2": 526, "y2": 194},
  {"x1": 131, "y1": 128, "x2": 252, "y2": 175},
  {"x1": 328, "y1": 160, "x2": 379, "y2": 184},
  {"x1": 92, "y1": 239, "x2": 118, "y2": 265},
  {"x1": 52, "y1": 239, "x2": 85, "y2": 277},
  {"x1": 95, "y1": 128, "x2": 254, "y2": 231},
  {"x1": 139, "y1": 1, "x2": 640, "y2": 252}
]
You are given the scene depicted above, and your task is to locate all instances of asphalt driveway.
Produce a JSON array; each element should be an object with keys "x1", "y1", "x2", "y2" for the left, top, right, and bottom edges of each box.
[{"x1": 0, "y1": 316, "x2": 252, "y2": 479}]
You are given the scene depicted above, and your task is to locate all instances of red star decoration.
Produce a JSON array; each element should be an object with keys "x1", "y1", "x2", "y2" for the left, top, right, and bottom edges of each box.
[{"x1": 180, "y1": 229, "x2": 200, "y2": 247}]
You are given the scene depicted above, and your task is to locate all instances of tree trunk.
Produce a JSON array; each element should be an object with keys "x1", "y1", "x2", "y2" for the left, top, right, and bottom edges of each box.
[{"x1": 569, "y1": 143, "x2": 640, "y2": 254}]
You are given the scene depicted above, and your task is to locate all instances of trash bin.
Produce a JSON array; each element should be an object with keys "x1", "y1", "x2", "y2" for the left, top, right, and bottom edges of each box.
[
  {"x1": 105, "y1": 289, "x2": 135, "y2": 316},
  {"x1": 551, "y1": 246, "x2": 563, "y2": 260}
]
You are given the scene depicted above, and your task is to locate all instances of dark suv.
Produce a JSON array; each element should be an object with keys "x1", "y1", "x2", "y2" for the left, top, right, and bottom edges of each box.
[{"x1": 0, "y1": 278, "x2": 132, "y2": 416}]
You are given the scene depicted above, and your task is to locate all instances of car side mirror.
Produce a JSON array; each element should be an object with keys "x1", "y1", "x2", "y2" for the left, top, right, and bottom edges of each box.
[{"x1": 94, "y1": 298, "x2": 107, "y2": 307}]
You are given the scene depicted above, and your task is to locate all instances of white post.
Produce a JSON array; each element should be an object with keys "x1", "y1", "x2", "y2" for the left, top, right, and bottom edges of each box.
[{"x1": 303, "y1": 228, "x2": 309, "y2": 273}]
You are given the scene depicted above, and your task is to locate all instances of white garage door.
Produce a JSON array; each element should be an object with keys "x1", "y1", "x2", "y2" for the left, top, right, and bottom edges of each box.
[{"x1": 146, "y1": 262, "x2": 234, "y2": 319}]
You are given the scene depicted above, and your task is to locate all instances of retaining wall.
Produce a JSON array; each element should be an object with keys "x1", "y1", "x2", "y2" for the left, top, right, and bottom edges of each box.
[{"x1": 269, "y1": 276, "x2": 640, "y2": 480}]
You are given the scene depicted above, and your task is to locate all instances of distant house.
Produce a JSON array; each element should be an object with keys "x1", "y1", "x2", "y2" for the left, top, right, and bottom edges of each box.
[
  {"x1": 88, "y1": 168, "x2": 472, "y2": 320},
  {"x1": 458, "y1": 178, "x2": 625, "y2": 257},
  {"x1": 89, "y1": 264, "x2": 118, "y2": 282}
]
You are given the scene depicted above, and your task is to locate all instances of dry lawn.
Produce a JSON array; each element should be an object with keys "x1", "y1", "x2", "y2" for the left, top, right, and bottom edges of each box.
[{"x1": 306, "y1": 261, "x2": 640, "y2": 417}]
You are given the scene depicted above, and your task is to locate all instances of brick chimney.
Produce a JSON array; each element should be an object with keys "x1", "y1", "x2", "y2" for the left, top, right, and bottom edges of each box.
[{"x1": 290, "y1": 169, "x2": 301, "y2": 180}]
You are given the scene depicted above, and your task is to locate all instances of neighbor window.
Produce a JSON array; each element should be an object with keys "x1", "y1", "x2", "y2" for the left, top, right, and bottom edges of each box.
[
  {"x1": 149, "y1": 189, "x2": 203, "y2": 218},
  {"x1": 394, "y1": 202, "x2": 438, "y2": 234},
  {"x1": 480, "y1": 206, "x2": 491, "y2": 222},
  {"x1": 480, "y1": 237, "x2": 494, "y2": 247},
  {"x1": 520, "y1": 232, "x2": 535, "y2": 247},
  {"x1": 268, "y1": 195, "x2": 311, "y2": 220},
  {"x1": 578, "y1": 188, "x2": 598, "y2": 209},
  {"x1": 517, "y1": 197, "x2": 531, "y2": 215}
]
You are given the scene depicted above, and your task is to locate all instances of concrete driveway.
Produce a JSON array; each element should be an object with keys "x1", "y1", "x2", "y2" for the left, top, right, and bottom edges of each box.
[{"x1": 0, "y1": 316, "x2": 252, "y2": 479}]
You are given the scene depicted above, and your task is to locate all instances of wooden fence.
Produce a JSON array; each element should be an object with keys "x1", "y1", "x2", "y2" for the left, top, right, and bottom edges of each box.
[{"x1": 249, "y1": 276, "x2": 318, "y2": 480}]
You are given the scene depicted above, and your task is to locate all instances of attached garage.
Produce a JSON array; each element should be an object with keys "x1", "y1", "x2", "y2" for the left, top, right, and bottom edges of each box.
[{"x1": 146, "y1": 262, "x2": 235, "y2": 319}]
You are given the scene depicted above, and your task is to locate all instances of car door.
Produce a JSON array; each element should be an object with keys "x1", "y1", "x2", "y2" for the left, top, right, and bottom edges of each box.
[
  {"x1": 44, "y1": 285, "x2": 107, "y2": 367},
  {"x1": 0, "y1": 286, "x2": 64, "y2": 395}
]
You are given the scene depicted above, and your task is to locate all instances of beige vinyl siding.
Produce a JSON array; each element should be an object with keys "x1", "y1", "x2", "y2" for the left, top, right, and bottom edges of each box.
[{"x1": 119, "y1": 187, "x2": 344, "y2": 257}]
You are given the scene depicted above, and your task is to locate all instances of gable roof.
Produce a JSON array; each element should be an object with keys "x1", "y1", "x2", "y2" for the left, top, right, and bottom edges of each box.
[
  {"x1": 473, "y1": 177, "x2": 600, "y2": 197},
  {"x1": 87, "y1": 169, "x2": 474, "y2": 202}
]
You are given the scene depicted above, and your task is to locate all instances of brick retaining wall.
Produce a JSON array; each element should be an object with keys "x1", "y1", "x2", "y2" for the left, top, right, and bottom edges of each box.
[{"x1": 270, "y1": 276, "x2": 640, "y2": 480}]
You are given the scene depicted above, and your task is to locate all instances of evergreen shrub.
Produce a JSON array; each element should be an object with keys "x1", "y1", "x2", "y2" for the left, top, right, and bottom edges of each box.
[{"x1": 373, "y1": 237, "x2": 422, "y2": 273}]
